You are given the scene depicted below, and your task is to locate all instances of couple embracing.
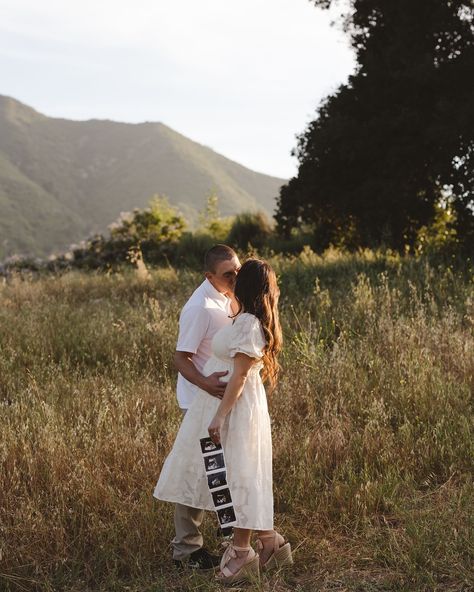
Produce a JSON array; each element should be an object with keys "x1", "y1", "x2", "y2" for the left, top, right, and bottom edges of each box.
[{"x1": 153, "y1": 244, "x2": 293, "y2": 584}]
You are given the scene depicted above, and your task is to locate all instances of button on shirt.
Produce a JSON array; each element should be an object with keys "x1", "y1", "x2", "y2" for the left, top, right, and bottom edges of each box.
[{"x1": 176, "y1": 279, "x2": 233, "y2": 409}]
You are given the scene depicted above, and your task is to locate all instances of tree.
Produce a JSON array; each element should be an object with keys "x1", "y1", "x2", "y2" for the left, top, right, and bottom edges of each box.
[{"x1": 276, "y1": 0, "x2": 474, "y2": 250}]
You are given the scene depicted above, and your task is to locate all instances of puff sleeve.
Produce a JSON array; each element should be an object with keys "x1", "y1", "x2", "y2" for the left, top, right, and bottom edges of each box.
[{"x1": 229, "y1": 313, "x2": 266, "y2": 359}]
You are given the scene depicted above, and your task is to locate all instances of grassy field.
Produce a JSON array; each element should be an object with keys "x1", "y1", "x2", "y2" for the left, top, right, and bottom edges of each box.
[{"x1": 0, "y1": 249, "x2": 473, "y2": 591}]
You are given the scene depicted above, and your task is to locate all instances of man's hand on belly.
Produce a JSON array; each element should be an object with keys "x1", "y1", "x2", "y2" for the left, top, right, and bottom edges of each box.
[
  {"x1": 201, "y1": 371, "x2": 228, "y2": 398},
  {"x1": 174, "y1": 351, "x2": 228, "y2": 399}
]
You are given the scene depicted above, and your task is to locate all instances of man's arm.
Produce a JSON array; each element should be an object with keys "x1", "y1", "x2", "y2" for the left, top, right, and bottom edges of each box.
[{"x1": 174, "y1": 351, "x2": 228, "y2": 398}]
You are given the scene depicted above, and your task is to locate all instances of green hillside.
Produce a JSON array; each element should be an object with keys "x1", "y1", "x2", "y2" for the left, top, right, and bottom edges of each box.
[{"x1": 0, "y1": 95, "x2": 285, "y2": 258}]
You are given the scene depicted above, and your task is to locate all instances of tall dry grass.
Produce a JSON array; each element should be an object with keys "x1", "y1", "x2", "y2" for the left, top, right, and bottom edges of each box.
[{"x1": 0, "y1": 250, "x2": 472, "y2": 591}]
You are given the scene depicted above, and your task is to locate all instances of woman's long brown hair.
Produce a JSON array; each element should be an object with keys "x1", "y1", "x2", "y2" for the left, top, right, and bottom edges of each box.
[{"x1": 233, "y1": 259, "x2": 282, "y2": 393}]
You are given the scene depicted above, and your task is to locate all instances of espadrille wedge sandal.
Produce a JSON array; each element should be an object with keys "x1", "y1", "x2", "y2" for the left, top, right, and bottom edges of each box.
[
  {"x1": 256, "y1": 531, "x2": 293, "y2": 571},
  {"x1": 216, "y1": 542, "x2": 260, "y2": 585}
]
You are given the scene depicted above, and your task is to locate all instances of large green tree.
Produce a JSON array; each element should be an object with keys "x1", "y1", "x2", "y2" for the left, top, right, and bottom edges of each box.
[{"x1": 276, "y1": 0, "x2": 474, "y2": 250}]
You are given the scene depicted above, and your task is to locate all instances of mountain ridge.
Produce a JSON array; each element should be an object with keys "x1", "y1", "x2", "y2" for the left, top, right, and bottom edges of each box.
[{"x1": 0, "y1": 95, "x2": 285, "y2": 257}]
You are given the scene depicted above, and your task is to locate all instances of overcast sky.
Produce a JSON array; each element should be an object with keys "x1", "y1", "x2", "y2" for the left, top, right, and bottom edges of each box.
[{"x1": 0, "y1": 0, "x2": 355, "y2": 178}]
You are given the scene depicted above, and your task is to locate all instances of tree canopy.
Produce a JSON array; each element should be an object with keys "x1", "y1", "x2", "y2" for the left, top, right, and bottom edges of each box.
[{"x1": 276, "y1": 0, "x2": 474, "y2": 250}]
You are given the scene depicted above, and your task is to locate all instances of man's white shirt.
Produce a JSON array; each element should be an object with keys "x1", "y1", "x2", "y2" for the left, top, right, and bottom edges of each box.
[{"x1": 176, "y1": 278, "x2": 233, "y2": 409}]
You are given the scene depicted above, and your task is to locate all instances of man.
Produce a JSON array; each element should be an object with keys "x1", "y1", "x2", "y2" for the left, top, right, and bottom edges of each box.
[{"x1": 171, "y1": 244, "x2": 241, "y2": 570}]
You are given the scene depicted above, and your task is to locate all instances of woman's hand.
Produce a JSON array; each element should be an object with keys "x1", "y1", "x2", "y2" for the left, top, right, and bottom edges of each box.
[{"x1": 208, "y1": 414, "x2": 225, "y2": 445}]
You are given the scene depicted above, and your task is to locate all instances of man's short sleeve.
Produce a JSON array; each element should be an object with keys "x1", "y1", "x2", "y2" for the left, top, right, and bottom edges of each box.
[{"x1": 176, "y1": 306, "x2": 210, "y2": 354}]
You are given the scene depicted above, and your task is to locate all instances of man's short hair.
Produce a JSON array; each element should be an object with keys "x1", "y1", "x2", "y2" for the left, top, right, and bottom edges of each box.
[{"x1": 204, "y1": 244, "x2": 237, "y2": 273}]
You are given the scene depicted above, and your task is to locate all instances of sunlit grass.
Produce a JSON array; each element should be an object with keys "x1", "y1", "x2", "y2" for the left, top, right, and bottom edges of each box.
[{"x1": 0, "y1": 250, "x2": 473, "y2": 591}]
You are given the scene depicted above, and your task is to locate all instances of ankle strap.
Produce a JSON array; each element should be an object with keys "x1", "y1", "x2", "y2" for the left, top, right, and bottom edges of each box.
[
  {"x1": 257, "y1": 533, "x2": 276, "y2": 539},
  {"x1": 256, "y1": 531, "x2": 284, "y2": 552},
  {"x1": 231, "y1": 543, "x2": 252, "y2": 552}
]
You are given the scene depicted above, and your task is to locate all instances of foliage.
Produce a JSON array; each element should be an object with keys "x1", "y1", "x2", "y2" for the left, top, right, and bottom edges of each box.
[
  {"x1": 277, "y1": 0, "x2": 474, "y2": 250},
  {"x1": 1, "y1": 194, "x2": 471, "y2": 275},
  {"x1": 109, "y1": 195, "x2": 186, "y2": 243},
  {"x1": 415, "y1": 200, "x2": 460, "y2": 255},
  {"x1": 197, "y1": 192, "x2": 234, "y2": 241},
  {"x1": 67, "y1": 196, "x2": 186, "y2": 269},
  {"x1": 227, "y1": 211, "x2": 273, "y2": 250},
  {"x1": 174, "y1": 231, "x2": 216, "y2": 269}
]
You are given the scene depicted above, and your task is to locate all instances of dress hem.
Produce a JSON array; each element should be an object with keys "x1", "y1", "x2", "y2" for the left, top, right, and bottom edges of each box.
[
  {"x1": 153, "y1": 493, "x2": 274, "y2": 530},
  {"x1": 153, "y1": 492, "x2": 214, "y2": 512}
]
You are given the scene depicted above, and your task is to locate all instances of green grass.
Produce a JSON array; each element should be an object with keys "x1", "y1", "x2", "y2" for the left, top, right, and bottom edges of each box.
[{"x1": 0, "y1": 250, "x2": 473, "y2": 591}]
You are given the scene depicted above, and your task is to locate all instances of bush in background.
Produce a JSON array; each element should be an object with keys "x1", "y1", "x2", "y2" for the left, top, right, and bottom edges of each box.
[
  {"x1": 1, "y1": 191, "x2": 471, "y2": 276},
  {"x1": 227, "y1": 211, "x2": 273, "y2": 250}
]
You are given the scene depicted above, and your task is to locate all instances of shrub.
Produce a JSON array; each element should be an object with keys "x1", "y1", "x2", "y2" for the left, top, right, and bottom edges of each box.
[{"x1": 227, "y1": 211, "x2": 273, "y2": 250}]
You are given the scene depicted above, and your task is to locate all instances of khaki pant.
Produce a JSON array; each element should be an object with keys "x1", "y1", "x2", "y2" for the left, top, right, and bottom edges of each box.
[
  {"x1": 172, "y1": 503, "x2": 205, "y2": 560},
  {"x1": 171, "y1": 408, "x2": 206, "y2": 560}
]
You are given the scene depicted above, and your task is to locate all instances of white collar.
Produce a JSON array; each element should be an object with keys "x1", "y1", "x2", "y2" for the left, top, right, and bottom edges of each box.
[{"x1": 203, "y1": 278, "x2": 229, "y2": 304}]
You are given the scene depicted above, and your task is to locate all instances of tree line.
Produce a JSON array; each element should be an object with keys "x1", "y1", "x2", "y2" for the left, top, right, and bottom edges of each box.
[{"x1": 276, "y1": 0, "x2": 474, "y2": 251}]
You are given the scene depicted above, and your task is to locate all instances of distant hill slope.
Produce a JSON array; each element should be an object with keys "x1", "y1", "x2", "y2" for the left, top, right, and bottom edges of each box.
[{"x1": 0, "y1": 96, "x2": 285, "y2": 257}]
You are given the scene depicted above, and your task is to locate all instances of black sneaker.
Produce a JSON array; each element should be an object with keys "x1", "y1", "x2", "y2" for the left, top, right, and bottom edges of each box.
[{"x1": 173, "y1": 547, "x2": 221, "y2": 571}]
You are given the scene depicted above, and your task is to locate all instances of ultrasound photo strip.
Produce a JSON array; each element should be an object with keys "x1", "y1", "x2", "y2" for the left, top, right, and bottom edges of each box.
[{"x1": 200, "y1": 437, "x2": 237, "y2": 536}]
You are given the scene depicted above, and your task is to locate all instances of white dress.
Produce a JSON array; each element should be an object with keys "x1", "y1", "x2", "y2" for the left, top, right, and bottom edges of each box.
[{"x1": 153, "y1": 312, "x2": 273, "y2": 530}]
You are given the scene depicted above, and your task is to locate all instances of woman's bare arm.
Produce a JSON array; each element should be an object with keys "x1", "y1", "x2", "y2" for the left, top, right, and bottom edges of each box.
[{"x1": 208, "y1": 353, "x2": 256, "y2": 442}]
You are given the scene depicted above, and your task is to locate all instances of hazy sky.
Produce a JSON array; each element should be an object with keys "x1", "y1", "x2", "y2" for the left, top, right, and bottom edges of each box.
[{"x1": 0, "y1": 0, "x2": 355, "y2": 178}]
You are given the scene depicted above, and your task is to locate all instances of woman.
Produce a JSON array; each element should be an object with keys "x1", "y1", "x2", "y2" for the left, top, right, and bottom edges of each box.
[{"x1": 154, "y1": 259, "x2": 292, "y2": 583}]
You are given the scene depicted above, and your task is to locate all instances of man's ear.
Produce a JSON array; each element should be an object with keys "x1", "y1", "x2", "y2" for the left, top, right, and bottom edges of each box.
[{"x1": 205, "y1": 271, "x2": 213, "y2": 281}]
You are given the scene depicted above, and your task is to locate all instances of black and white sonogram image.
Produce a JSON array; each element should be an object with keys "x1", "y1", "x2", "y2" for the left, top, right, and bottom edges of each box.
[
  {"x1": 199, "y1": 436, "x2": 222, "y2": 454},
  {"x1": 207, "y1": 471, "x2": 227, "y2": 489},
  {"x1": 217, "y1": 506, "x2": 236, "y2": 525},
  {"x1": 212, "y1": 488, "x2": 232, "y2": 507},
  {"x1": 204, "y1": 452, "x2": 225, "y2": 472}
]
